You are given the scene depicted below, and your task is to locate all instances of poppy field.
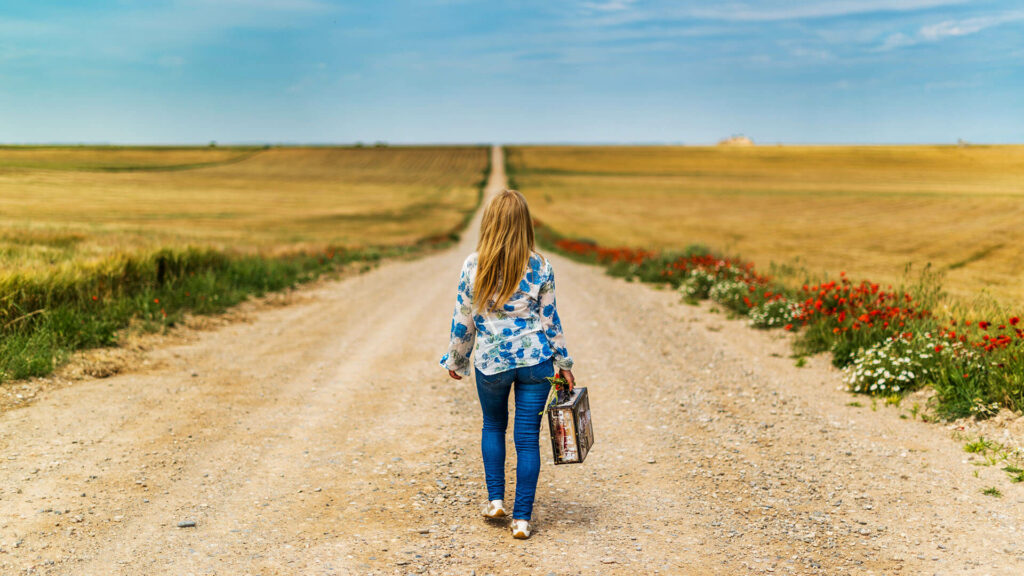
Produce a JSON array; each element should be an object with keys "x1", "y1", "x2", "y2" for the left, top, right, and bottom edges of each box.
[
  {"x1": 515, "y1": 145, "x2": 1024, "y2": 419},
  {"x1": 0, "y1": 145, "x2": 490, "y2": 382}
]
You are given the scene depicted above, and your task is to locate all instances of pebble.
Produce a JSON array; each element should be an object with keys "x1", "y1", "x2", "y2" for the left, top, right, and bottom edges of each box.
[{"x1": 177, "y1": 520, "x2": 197, "y2": 528}]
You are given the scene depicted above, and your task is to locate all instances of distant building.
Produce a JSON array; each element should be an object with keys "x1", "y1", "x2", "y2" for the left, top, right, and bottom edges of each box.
[{"x1": 718, "y1": 135, "x2": 754, "y2": 146}]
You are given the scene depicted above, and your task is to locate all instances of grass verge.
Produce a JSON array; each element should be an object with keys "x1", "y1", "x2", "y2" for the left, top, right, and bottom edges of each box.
[{"x1": 534, "y1": 221, "x2": 1024, "y2": 421}]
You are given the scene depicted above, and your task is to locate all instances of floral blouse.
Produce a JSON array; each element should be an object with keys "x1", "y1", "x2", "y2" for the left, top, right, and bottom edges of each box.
[{"x1": 440, "y1": 251, "x2": 573, "y2": 377}]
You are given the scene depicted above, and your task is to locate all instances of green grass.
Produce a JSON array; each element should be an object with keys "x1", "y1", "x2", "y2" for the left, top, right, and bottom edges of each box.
[
  {"x1": 1003, "y1": 465, "x2": 1024, "y2": 483},
  {"x1": 964, "y1": 438, "x2": 995, "y2": 454},
  {"x1": 0, "y1": 246, "x2": 399, "y2": 381}
]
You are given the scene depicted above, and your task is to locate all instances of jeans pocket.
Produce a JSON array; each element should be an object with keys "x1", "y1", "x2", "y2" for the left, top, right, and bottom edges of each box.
[
  {"x1": 527, "y1": 359, "x2": 555, "y2": 384},
  {"x1": 477, "y1": 369, "x2": 511, "y2": 389}
]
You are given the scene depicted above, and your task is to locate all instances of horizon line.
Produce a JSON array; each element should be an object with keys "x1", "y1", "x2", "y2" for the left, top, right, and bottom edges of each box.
[{"x1": 1, "y1": 140, "x2": 1022, "y2": 148}]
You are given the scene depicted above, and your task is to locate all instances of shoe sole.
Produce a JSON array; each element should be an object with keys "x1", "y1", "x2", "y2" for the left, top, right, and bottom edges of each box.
[
  {"x1": 482, "y1": 509, "x2": 506, "y2": 519},
  {"x1": 511, "y1": 521, "x2": 531, "y2": 539}
]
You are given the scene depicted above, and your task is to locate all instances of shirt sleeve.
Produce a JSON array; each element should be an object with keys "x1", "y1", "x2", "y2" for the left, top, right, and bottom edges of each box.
[
  {"x1": 539, "y1": 261, "x2": 573, "y2": 371},
  {"x1": 440, "y1": 257, "x2": 477, "y2": 376}
]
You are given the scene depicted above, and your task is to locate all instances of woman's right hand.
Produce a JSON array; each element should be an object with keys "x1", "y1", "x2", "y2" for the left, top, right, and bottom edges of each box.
[{"x1": 559, "y1": 369, "x2": 575, "y2": 391}]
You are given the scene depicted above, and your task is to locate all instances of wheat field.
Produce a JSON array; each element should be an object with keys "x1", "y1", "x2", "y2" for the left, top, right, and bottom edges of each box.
[
  {"x1": 507, "y1": 145, "x2": 1024, "y2": 306},
  {"x1": 0, "y1": 146, "x2": 488, "y2": 278},
  {"x1": 0, "y1": 145, "x2": 489, "y2": 380}
]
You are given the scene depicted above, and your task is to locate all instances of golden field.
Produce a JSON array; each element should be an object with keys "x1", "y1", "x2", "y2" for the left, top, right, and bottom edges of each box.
[
  {"x1": 507, "y1": 145, "x2": 1024, "y2": 307},
  {"x1": 0, "y1": 146, "x2": 488, "y2": 278}
]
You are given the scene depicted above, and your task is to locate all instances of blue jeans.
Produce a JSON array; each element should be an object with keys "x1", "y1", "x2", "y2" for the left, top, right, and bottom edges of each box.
[{"x1": 474, "y1": 358, "x2": 554, "y2": 520}]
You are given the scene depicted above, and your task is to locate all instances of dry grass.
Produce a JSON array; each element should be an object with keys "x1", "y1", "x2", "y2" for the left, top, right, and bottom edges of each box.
[
  {"x1": 0, "y1": 145, "x2": 253, "y2": 171},
  {"x1": 508, "y1": 145, "x2": 1024, "y2": 307},
  {"x1": 0, "y1": 146, "x2": 488, "y2": 278}
]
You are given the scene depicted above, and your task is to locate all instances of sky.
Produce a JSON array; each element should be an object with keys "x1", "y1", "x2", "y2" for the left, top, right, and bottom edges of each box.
[{"x1": 0, "y1": 0, "x2": 1021, "y2": 144}]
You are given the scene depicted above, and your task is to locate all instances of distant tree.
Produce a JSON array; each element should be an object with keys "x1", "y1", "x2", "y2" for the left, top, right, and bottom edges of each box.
[{"x1": 209, "y1": 141, "x2": 217, "y2": 148}]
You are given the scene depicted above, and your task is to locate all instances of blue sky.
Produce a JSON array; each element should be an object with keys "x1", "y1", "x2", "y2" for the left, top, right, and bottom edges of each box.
[{"x1": 0, "y1": 0, "x2": 1021, "y2": 144}]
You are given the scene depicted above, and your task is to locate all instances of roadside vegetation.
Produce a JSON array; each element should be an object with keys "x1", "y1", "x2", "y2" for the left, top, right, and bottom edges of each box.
[
  {"x1": 0, "y1": 146, "x2": 490, "y2": 382},
  {"x1": 538, "y1": 224, "x2": 1023, "y2": 419}
]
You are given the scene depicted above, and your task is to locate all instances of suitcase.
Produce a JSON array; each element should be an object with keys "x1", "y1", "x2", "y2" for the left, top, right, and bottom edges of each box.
[{"x1": 546, "y1": 387, "x2": 594, "y2": 465}]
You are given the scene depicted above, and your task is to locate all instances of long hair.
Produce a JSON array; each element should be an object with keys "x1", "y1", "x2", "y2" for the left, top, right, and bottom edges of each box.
[{"x1": 474, "y1": 189, "x2": 535, "y2": 313}]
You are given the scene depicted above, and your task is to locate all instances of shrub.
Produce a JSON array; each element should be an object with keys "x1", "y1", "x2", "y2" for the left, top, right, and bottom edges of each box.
[
  {"x1": 844, "y1": 333, "x2": 944, "y2": 395},
  {"x1": 680, "y1": 270, "x2": 717, "y2": 301},
  {"x1": 792, "y1": 275, "x2": 933, "y2": 367},
  {"x1": 710, "y1": 280, "x2": 757, "y2": 315},
  {"x1": 750, "y1": 299, "x2": 798, "y2": 329}
]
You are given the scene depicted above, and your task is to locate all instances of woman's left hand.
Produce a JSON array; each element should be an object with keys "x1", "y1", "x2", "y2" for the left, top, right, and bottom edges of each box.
[{"x1": 448, "y1": 370, "x2": 462, "y2": 380}]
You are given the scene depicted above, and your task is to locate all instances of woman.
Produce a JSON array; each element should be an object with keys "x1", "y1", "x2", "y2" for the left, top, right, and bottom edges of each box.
[{"x1": 440, "y1": 189, "x2": 575, "y2": 540}]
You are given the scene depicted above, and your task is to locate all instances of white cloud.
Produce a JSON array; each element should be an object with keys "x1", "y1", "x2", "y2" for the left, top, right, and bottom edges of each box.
[
  {"x1": 581, "y1": 0, "x2": 640, "y2": 12},
  {"x1": 877, "y1": 11, "x2": 1024, "y2": 50},
  {"x1": 879, "y1": 32, "x2": 913, "y2": 50},
  {"x1": 920, "y1": 17, "x2": 1000, "y2": 40},
  {"x1": 183, "y1": 0, "x2": 333, "y2": 11},
  {"x1": 574, "y1": 0, "x2": 972, "y2": 30},
  {"x1": 688, "y1": 0, "x2": 969, "y2": 22}
]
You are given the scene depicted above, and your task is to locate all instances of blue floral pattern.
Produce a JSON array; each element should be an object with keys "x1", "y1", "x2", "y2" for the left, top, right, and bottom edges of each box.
[{"x1": 440, "y1": 252, "x2": 573, "y2": 376}]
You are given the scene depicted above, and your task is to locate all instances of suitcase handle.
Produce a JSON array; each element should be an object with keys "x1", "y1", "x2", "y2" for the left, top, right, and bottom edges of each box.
[{"x1": 540, "y1": 375, "x2": 571, "y2": 417}]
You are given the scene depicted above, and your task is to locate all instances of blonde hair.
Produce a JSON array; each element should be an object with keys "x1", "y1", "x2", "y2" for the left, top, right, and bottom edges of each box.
[{"x1": 474, "y1": 189, "x2": 536, "y2": 313}]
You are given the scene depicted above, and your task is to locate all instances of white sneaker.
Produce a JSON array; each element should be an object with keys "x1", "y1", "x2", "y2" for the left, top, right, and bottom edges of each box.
[
  {"x1": 510, "y1": 519, "x2": 531, "y2": 539},
  {"x1": 482, "y1": 499, "x2": 506, "y2": 519}
]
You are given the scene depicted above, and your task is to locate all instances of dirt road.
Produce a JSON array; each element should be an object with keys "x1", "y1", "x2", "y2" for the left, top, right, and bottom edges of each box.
[{"x1": 2, "y1": 146, "x2": 1023, "y2": 575}]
